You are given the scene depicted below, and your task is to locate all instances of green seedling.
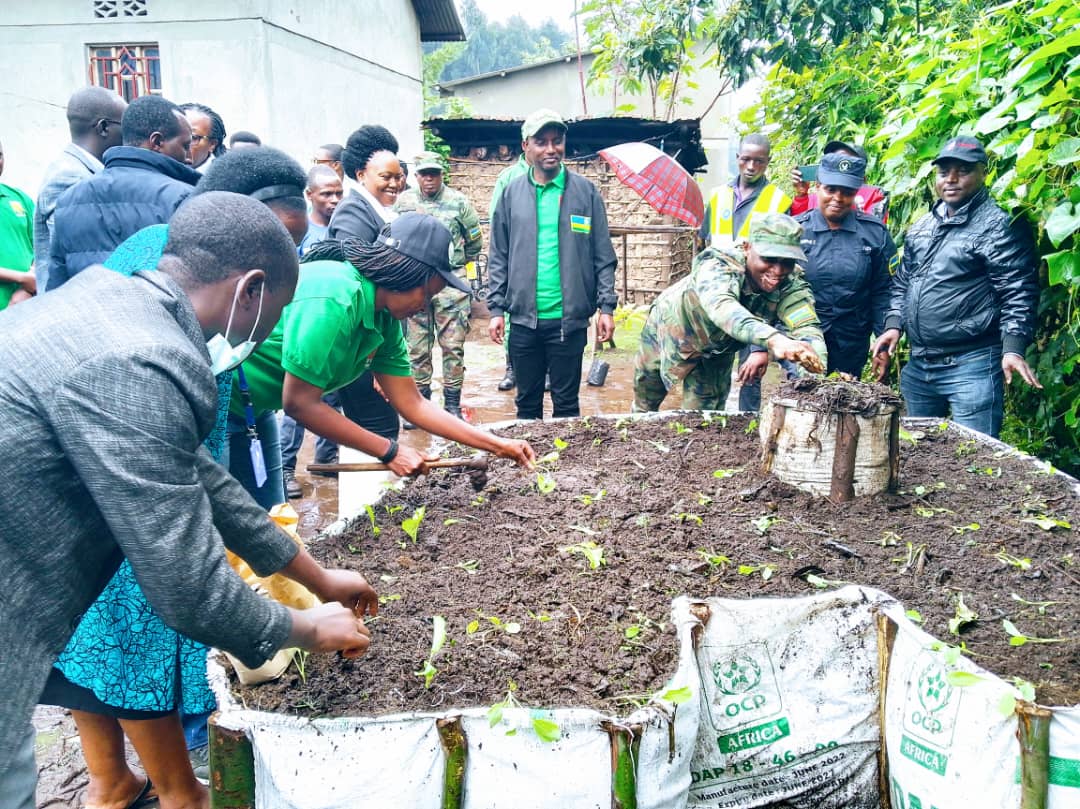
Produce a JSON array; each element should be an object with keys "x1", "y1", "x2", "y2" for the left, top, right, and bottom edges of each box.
[
  {"x1": 527, "y1": 610, "x2": 553, "y2": 623},
  {"x1": 470, "y1": 494, "x2": 486, "y2": 507},
  {"x1": 467, "y1": 610, "x2": 522, "y2": 636},
  {"x1": 898, "y1": 427, "x2": 921, "y2": 446},
  {"x1": 570, "y1": 524, "x2": 599, "y2": 537},
  {"x1": 712, "y1": 468, "x2": 741, "y2": 479},
  {"x1": 737, "y1": 563, "x2": 777, "y2": 581},
  {"x1": 905, "y1": 609, "x2": 924, "y2": 625},
  {"x1": 804, "y1": 573, "x2": 845, "y2": 589},
  {"x1": 915, "y1": 505, "x2": 953, "y2": 518},
  {"x1": 1022, "y1": 514, "x2": 1071, "y2": 531},
  {"x1": 364, "y1": 504, "x2": 381, "y2": 537},
  {"x1": 996, "y1": 677, "x2": 1038, "y2": 717},
  {"x1": 910, "y1": 481, "x2": 947, "y2": 496},
  {"x1": 486, "y1": 681, "x2": 562, "y2": 742},
  {"x1": 538, "y1": 451, "x2": 561, "y2": 464},
  {"x1": 401, "y1": 506, "x2": 426, "y2": 543},
  {"x1": 1010, "y1": 594, "x2": 1060, "y2": 615},
  {"x1": 443, "y1": 518, "x2": 461, "y2": 526},
  {"x1": 1002, "y1": 620, "x2": 1067, "y2": 647},
  {"x1": 414, "y1": 615, "x2": 447, "y2": 689},
  {"x1": 994, "y1": 548, "x2": 1032, "y2": 570},
  {"x1": 878, "y1": 530, "x2": 902, "y2": 547},
  {"x1": 672, "y1": 511, "x2": 703, "y2": 526},
  {"x1": 744, "y1": 418, "x2": 759, "y2": 435},
  {"x1": 648, "y1": 439, "x2": 670, "y2": 453},
  {"x1": 966, "y1": 465, "x2": 1002, "y2": 477},
  {"x1": 698, "y1": 550, "x2": 732, "y2": 570},
  {"x1": 378, "y1": 593, "x2": 402, "y2": 605},
  {"x1": 455, "y1": 559, "x2": 479, "y2": 575},
  {"x1": 697, "y1": 492, "x2": 713, "y2": 506},
  {"x1": 952, "y1": 523, "x2": 981, "y2": 534},
  {"x1": 577, "y1": 489, "x2": 606, "y2": 506},
  {"x1": 954, "y1": 439, "x2": 978, "y2": 457},
  {"x1": 553, "y1": 437, "x2": 568, "y2": 450},
  {"x1": 948, "y1": 594, "x2": 978, "y2": 635},
  {"x1": 385, "y1": 504, "x2": 404, "y2": 515},
  {"x1": 670, "y1": 421, "x2": 693, "y2": 435},
  {"x1": 751, "y1": 514, "x2": 779, "y2": 535},
  {"x1": 561, "y1": 540, "x2": 606, "y2": 569},
  {"x1": 1062, "y1": 553, "x2": 1074, "y2": 567},
  {"x1": 535, "y1": 472, "x2": 557, "y2": 494},
  {"x1": 292, "y1": 649, "x2": 310, "y2": 684},
  {"x1": 701, "y1": 414, "x2": 727, "y2": 429},
  {"x1": 892, "y1": 541, "x2": 927, "y2": 573},
  {"x1": 656, "y1": 685, "x2": 693, "y2": 705}
]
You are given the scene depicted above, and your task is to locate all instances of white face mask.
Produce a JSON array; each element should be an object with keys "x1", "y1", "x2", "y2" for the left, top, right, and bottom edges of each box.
[{"x1": 206, "y1": 277, "x2": 264, "y2": 375}]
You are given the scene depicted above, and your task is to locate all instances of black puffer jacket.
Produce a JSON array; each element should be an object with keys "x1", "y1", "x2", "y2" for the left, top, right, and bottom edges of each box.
[{"x1": 883, "y1": 189, "x2": 1038, "y2": 358}]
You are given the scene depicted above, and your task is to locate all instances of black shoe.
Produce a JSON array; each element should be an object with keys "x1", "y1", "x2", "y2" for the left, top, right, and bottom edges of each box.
[
  {"x1": 404, "y1": 385, "x2": 431, "y2": 430},
  {"x1": 283, "y1": 468, "x2": 302, "y2": 498},
  {"x1": 497, "y1": 363, "x2": 515, "y2": 392},
  {"x1": 443, "y1": 387, "x2": 463, "y2": 419}
]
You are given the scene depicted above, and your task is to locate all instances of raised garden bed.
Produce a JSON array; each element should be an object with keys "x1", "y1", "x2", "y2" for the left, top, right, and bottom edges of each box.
[{"x1": 231, "y1": 412, "x2": 1079, "y2": 716}]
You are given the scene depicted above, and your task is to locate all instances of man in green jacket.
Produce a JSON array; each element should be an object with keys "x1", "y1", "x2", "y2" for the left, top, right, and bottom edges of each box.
[
  {"x1": 633, "y1": 213, "x2": 826, "y2": 411},
  {"x1": 487, "y1": 109, "x2": 618, "y2": 420}
]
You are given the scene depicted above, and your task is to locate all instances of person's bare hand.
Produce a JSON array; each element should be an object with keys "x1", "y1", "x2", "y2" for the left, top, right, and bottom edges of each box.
[
  {"x1": 387, "y1": 444, "x2": 440, "y2": 477},
  {"x1": 489, "y1": 315, "x2": 505, "y2": 345},
  {"x1": 790, "y1": 166, "x2": 809, "y2": 197},
  {"x1": 295, "y1": 602, "x2": 372, "y2": 658},
  {"x1": 8, "y1": 288, "x2": 33, "y2": 306},
  {"x1": 596, "y1": 313, "x2": 615, "y2": 343},
  {"x1": 494, "y1": 438, "x2": 536, "y2": 469},
  {"x1": 313, "y1": 569, "x2": 379, "y2": 618},
  {"x1": 1002, "y1": 353, "x2": 1042, "y2": 389},
  {"x1": 738, "y1": 350, "x2": 770, "y2": 384},
  {"x1": 767, "y1": 334, "x2": 824, "y2": 374},
  {"x1": 871, "y1": 348, "x2": 892, "y2": 382}
]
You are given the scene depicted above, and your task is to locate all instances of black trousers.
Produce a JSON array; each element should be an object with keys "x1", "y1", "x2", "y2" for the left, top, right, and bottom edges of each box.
[
  {"x1": 336, "y1": 370, "x2": 400, "y2": 440},
  {"x1": 509, "y1": 318, "x2": 588, "y2": 420}
]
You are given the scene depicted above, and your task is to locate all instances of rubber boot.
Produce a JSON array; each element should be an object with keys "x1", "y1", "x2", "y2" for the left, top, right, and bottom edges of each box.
[
  {"x1": 443, "y1": 387, "x2": 463, "y2": 419},
  {"x1": 497, "y1": 351, "x2": 515, "y2": 392},
  {"x1": 403, "y1": 385, "x2": 431, "y2": 430}
]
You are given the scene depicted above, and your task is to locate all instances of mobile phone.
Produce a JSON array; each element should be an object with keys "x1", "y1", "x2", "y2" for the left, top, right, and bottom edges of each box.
[{"x1": 798, "y1": 164, "x2": 818, "y2": 183}]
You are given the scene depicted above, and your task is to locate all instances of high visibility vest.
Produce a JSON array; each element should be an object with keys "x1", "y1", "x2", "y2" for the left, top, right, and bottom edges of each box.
[{"x1": 707, "y1": 183, "x2": 792, "y2": 246}]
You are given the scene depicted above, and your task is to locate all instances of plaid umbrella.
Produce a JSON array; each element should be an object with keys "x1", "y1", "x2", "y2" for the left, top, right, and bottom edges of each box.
[{"x1": 598, "y1": 142, "x2": 704, "y2": 228}]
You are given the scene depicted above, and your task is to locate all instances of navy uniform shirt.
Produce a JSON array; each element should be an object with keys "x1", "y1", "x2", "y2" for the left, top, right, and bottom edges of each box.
[{"x1": 794, "y1": 207, "x2": 897, "y2": 375}]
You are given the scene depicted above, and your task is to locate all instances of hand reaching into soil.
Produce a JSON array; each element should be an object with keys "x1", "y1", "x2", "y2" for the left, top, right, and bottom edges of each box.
[
  {"x1": 493, "y1": 437, "x2": 536, "y2": 469},
  {"x1": 767, "y1": 333, "x2": 824, "y2": 374},
  {"x1": 287, "y1": 602, "x2": 372, "y2": 658},
  {"x1": 871, "y1": 328, "x2": 901, "y2": 381},
  {"x1": 311, "y1": 569, "x2": 379, "y2": 618}
]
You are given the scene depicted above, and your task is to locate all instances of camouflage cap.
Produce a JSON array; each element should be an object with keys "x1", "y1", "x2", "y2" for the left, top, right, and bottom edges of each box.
[
  {"x1": 748, "y1": 213, "x2": 808, "y2": 262},
  {"x1": 522, "y1": 108, "x2": 567, "y2": 141},
  {"x1": 413, "y1": 151, "x2": 444, "y2": 172}
]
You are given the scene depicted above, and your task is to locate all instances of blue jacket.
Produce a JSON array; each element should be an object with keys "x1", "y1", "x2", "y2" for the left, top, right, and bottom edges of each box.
[{"x1": 46, "y1": 146, "x2": 200, "y2": 290}]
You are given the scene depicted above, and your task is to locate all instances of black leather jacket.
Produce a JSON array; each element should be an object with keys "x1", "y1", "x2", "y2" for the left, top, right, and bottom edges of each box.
[{"x1": 884, "y1": 189, "x2": 1038, "y2": 358}]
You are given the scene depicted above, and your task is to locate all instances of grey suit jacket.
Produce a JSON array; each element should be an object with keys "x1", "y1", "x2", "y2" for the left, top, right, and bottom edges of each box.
[
  {"x1": 0, "y1": 268, "x2": 296, "y2": 774},
  {"x1": 32, "y1": 144, "x2": 103, "y2": 290}
]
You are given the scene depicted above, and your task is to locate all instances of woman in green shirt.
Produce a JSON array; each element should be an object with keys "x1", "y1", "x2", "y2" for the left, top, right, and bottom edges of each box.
[{"x1": 238, "y1": 212, "x2": 536, "y2": 474}]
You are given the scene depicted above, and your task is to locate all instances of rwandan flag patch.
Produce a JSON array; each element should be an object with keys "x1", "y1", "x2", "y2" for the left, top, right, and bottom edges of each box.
[
  {"x1": 570, "y1": 215, "x2": 591, "y2": 234},
  {"x1": 888, "y1": 254, "x2": 900, "y2": 275},
  {"x1": 784, "y1": 303, "x2": 817, "y2": 329},
  {"x1": 468, "y1": 224, "x2": 482, "y2": 240}
]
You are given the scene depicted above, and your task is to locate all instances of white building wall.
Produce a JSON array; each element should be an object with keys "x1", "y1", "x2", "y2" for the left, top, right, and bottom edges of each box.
[{"x1": 0, "y1": 0, "x2": 423, "y2": 194}]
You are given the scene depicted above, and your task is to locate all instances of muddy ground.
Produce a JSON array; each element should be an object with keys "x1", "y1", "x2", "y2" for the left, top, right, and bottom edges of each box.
[{"x1": 235, "y1": 411, "x2": 1080, "y2": 720}]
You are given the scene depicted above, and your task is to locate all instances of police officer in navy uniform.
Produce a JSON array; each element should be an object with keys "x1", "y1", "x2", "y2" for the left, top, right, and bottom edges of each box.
[{"x1": 739, "y1": 152, "x2": 897, "y2": 391}]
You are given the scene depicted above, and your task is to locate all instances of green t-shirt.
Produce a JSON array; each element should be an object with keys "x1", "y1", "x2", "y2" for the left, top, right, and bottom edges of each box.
[
  {"x1": 530, "y1": 165, "x2": 565, "y2": 319},
  {"x1": 0, "y1": 183, "x2": 34, "y2": 310},
  {"x1": 232, "y1": 259, "x2": 412, "y2": 415}
]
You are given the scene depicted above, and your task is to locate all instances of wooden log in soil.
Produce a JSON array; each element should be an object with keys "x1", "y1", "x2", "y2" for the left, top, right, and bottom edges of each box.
[{"x1": 230, "y1": 412, "x2": 1079, "y2": 717}]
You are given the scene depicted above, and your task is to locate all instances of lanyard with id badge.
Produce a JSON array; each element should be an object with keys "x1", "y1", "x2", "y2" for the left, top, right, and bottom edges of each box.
[{"x1": 234, "y1": 365, "x2": 268, "y2": 488}]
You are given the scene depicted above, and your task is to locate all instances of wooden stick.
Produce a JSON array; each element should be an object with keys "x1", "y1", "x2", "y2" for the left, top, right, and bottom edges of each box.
[
  {"x1": 1016, "y1": 702, "x2": 1052, "y2": 809},
  {"x1": 307, "y1": 458, "x2": 487, "y2": 474},
  {"x1": 437, "y1": 716, "x2": 468, "y2": 809},
  {"x1": 760, "y1": 402, "x2": 786, "y2": 475},
  {"x1": 888, "y1": 410, "x2": 901, "y2": 493},
  {"x1": 830, "y1": 413, "x2": 860, "y2": 503},
  {"x1": 875, "y1": 614, "x2": 898, "y2": 809}
]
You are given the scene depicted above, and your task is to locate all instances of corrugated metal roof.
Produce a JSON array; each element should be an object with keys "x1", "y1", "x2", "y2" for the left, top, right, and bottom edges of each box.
[
  {"x1": 439, "y1": 52, "x2": 598, "y2": 88},
  {"x1": 412, "y1": 0, "x2": 466, "y2": 42}
]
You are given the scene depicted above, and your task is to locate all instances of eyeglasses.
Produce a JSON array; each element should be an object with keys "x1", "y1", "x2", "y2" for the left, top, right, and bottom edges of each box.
[{"x1": 191, "y1": 134, "x2": 211, "y2": 144}]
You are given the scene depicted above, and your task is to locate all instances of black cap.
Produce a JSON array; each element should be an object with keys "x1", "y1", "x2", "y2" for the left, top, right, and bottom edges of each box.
[
  {"x1": 817, "y1": 153, "x2": 866, "y2": 190},
  {"x1": 823, "y1": 140, "x2": 868, "y2": 161},
  {"x1": 376, "y1": 213, "x2": 472, "y2": 294},
  {"x1": 932, "y1": 136, "x2": 988, "y2": 165}
]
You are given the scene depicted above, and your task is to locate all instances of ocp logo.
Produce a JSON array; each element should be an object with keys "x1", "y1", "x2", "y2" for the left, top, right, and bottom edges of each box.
[
  {"x1": 917, "y1": 664, "x2": 953, "y2": 715},
  {"x1": 713, "y1": 655, "x2": 762, "y2": 695},
  {"x1": 903, "y1": 654, "x2": 962, "y2": 747}
]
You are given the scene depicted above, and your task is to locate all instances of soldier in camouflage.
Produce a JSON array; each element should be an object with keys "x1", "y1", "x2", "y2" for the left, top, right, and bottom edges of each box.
[
  {"x1": 633, "y1": 213, "x2": 827, "y2": 412},
  {"x1": 395, "y1": 151, "x2": 483, "y2": 419}
]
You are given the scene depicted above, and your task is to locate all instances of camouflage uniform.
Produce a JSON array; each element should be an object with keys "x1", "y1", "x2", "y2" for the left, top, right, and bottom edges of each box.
[
  {"x1": 633, "y1": 242, "x2": 827, "y2": 411},
  {"x1": 396, "y1": 173, "x2": 483, "y2": 390}
]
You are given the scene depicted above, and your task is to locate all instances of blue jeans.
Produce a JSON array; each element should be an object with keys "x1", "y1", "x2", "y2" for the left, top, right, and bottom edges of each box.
[
  {"x1": 223, "y1": 410, "x2": 285, "y2": 509},
  {"x1": 279, "y1": 392, "x2": 341, "y2": 471},
  {"x1": 901, "y1": 345, "x2": 1004, "y2": 437}
]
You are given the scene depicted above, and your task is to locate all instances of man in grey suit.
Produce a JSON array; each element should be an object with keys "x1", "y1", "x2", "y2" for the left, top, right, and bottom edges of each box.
[
  {"x1": 31, "y1": 87, "x2": 128, "y2": 293},
  {"x1": 0, "y1": 192, "x2": 378, "y2": 805}
]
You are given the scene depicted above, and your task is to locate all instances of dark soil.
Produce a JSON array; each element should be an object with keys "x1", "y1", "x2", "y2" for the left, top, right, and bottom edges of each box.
[{"x1": 232, "y1": 412, "x2": 1080, "y2": 717}]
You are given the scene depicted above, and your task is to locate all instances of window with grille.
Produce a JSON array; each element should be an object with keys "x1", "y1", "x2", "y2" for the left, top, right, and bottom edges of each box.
[
  {"x1": 88, "y1": 44, "x2": 161, "y2": 102},
  {"x1": 93, "y1": 0, "x2": 148, "y2": 17}
]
